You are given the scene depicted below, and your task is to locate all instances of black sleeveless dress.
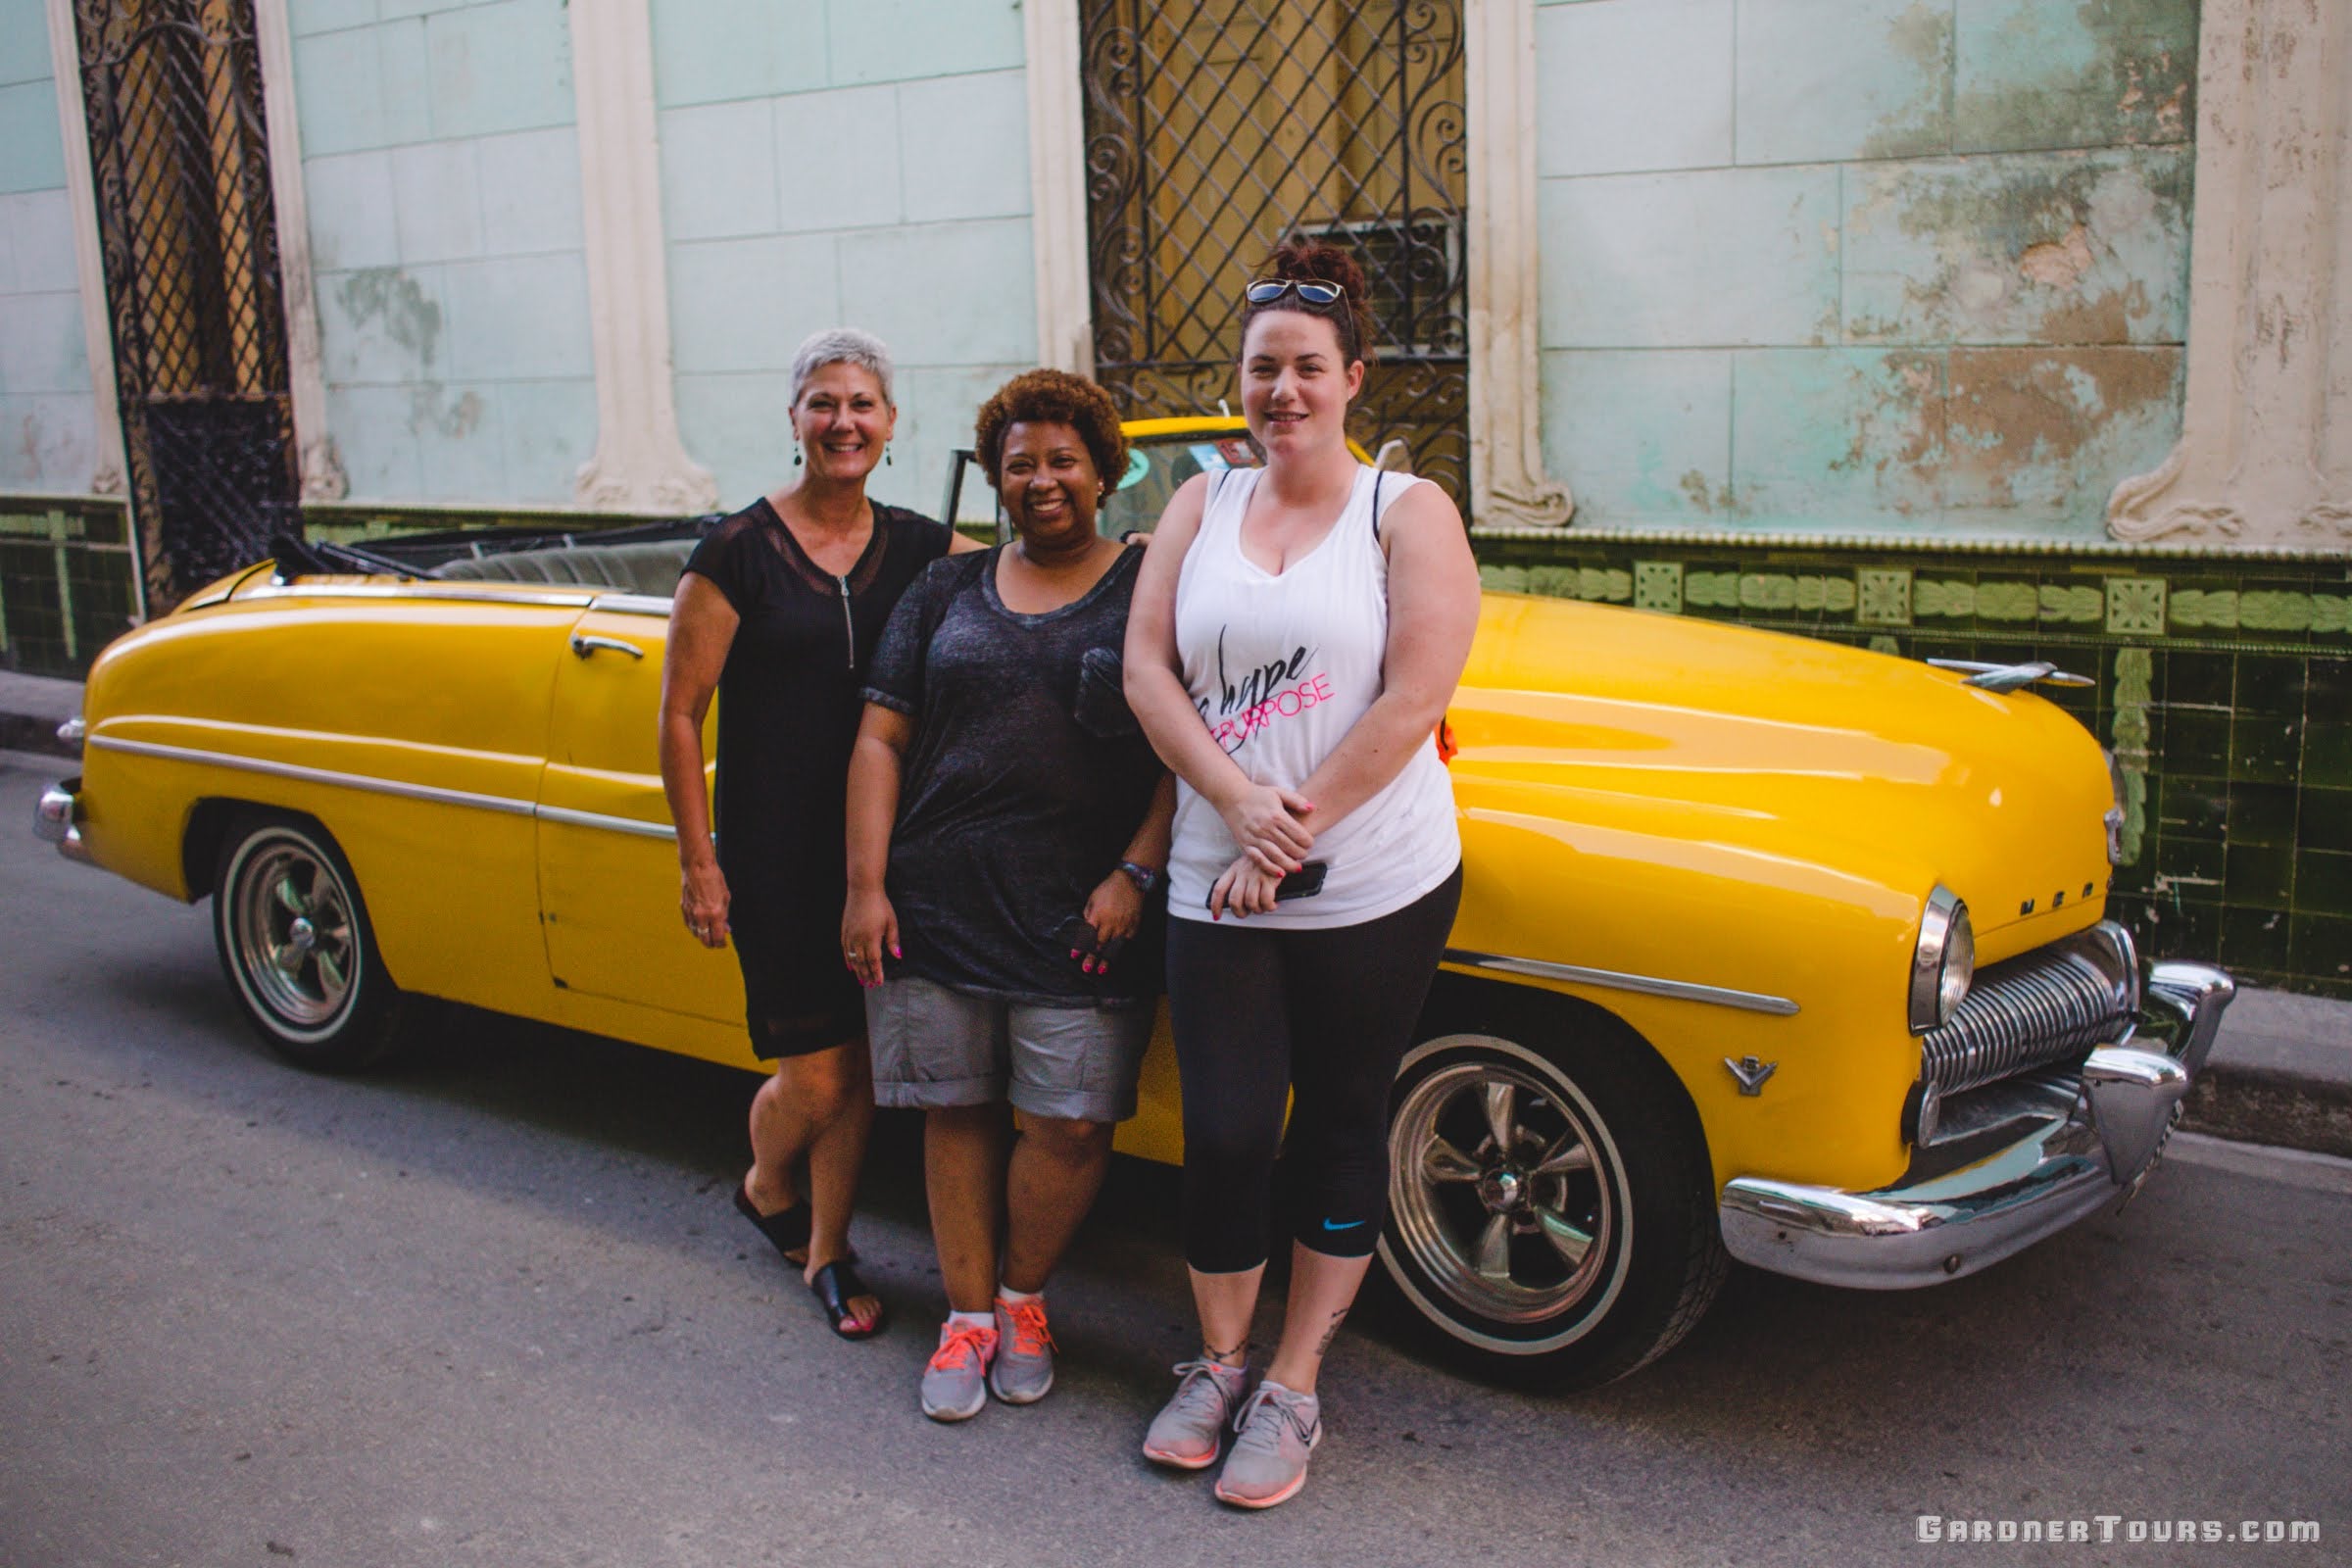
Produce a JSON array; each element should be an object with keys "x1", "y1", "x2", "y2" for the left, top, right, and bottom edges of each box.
[{"x1": 682, "y1": 498, "x2": 955, "y2": 1056}]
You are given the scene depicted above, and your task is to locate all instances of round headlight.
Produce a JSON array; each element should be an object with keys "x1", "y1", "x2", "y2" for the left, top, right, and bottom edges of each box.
[
  {"x1": 1938, "y1": 903, "x2": 1975, "y2": 1021},
  {"x1": 1909, "y1": 886, "x2": 1974, "y2": 1033}
]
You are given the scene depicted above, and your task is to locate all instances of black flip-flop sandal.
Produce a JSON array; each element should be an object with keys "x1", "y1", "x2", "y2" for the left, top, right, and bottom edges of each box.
[
  {"x1": 732, "y1": 1180, "x2": 812, "y2": 1263},
  {"x1": 807, "y1": 1258, "x2": 886, "y2": 1340}
]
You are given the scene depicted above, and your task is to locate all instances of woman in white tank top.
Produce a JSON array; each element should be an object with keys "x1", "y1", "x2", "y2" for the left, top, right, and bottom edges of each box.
[{"x1": 1122, "y1": 240, "x2": 1482, "y2": 1508}]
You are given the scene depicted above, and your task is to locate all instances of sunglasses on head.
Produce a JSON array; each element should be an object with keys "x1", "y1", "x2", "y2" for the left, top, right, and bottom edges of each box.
[{"x1": 1245, "y1": 278, "x2": 1346, "y2": 308}]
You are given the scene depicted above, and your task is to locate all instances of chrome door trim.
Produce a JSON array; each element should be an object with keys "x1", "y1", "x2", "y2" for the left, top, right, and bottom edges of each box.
[
  {"x1": 90, "y1": 735, "x2": 690, "y2": 843},
  {"x1": 535, "y1": 803, "x2": 678, "y2": 841},
  {"x1": 1444, "y1": 948, "x2": 1800, "y2": 1016},
  {"x1": 88, "y1": 735, "x2": 536, "y2": 816},
  {"x1": 586, "y1": 592, "x2": 675, "y2": 616},
  {"x1": 239, "y1": 582, "x2": 599, "y2": 610}
]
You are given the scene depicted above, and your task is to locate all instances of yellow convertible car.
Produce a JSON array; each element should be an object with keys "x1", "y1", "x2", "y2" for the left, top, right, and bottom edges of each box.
[{"x1": 33, "y1": 420, "x2": 2233, "y2": 1388}]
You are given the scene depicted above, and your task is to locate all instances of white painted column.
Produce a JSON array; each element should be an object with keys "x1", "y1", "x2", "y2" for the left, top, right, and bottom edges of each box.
[
  {"x1": 43, "y1": 0, "x2": 126, "y2": 500},
  {"x1": 1023, "y1": 0, "x2": 1094, "y2": 375},
  {"x1": 251, "y1": 0, "x2": 346, "y2": 502},
  {"x1": 2106, "y1": 0, "x2": 2352, "y2": 546},
  {"x1": 566, "y1": 0, "x2": 717, "y2": 513},
  {"x1": 1464, "y1": 0, "x2": 1573, "y2": 528}
]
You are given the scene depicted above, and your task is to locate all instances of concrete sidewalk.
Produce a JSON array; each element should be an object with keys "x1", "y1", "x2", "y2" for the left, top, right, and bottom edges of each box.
[
  {"x1": 5, "y1": 671, "x2": 2346, "y2": 1156},
  {"x1": 0, "y1": 669, "x2": 79, "y2": 757}
]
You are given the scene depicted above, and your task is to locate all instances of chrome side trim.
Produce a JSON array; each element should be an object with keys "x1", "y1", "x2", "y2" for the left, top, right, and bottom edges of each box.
[
  {"x1": 85, "y1": 735, "x2": 686, "y2": 844},
  {"x1": 87, "y1": 735, "x2": 535, "y2": 817},
  {"x1": 535, "y1": 804, "x2": 677, "y2": 841},
  {"x1": 1444, "y1": 948, "x2": 1799, "y2": 1016},
  {"x1": 587, "y1": 592, "x2": 675, "y2": 616},
  {"x1": 240, "y1": 582, "x2": 598, "y2": 610}
]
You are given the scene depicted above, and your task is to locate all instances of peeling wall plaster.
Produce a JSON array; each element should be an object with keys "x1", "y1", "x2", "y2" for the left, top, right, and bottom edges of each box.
[{"x1": 1535, "y1": 0, "x2": 2200, "y2": 539}]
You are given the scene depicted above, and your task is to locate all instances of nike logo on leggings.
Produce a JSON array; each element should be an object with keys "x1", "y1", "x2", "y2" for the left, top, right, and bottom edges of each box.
[{"x1": 1320, "y1": 1217, "x2": 1366, "y2": 1232}]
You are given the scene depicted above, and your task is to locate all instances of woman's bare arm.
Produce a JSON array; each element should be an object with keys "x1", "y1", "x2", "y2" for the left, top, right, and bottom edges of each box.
[
  {"x1": 659, "y1": 571, "x2": 739, "y2": 947},
  {"x1": 1291, "y1": 482, "x2": 1480, "y2": 829},
  {"x1": 1122, "y1": 473, "x2": 1316, "y2": 873},
  {"x1": 842, "y1": 702, "x2": 915, "y2": 990}
]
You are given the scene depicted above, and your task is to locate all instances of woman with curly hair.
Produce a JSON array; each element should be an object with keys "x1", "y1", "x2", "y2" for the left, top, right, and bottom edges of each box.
[
  {"x1": 1123, "y1": 239, "x2": 1480, "y2": 1506},
  {"x1": 842, "y1": 368, "x2": 1175, "y2": 1421}
]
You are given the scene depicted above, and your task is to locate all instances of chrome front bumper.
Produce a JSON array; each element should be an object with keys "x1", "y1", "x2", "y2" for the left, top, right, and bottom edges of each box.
[
  {"x1": 32, "y1": 775, "x2": 90, "y2": 863},
  {"x1": 1719, "y1": 960, "x2": 2235, "y2": 1290}
]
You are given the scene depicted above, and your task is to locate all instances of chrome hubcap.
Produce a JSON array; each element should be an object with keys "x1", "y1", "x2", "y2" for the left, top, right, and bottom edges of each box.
[
  {"x1": 233, "y1": 843, "x2": 356, "y2": 1028},
  {"x1": 1390, "y1": 1059, "x2": 1617, "y2": 1324}
]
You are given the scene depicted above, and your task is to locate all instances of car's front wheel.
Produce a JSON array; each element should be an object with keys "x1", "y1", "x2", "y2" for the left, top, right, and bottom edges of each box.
[
  {"x1": 1377, "y1": 1012, "x2": 1727, "y2": 1389},
  {"x1": 212, "y1": 812, "x2": 403, "y2": 1070}
]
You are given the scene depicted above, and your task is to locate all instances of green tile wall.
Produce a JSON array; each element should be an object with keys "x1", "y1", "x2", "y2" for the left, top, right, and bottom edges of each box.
[
  {"x1": 1475, "y1": 530, "x2": 2352, "y2": 1000},
  {"x1": 0, "y1": 499, "x2": 138, "y2": 678}
]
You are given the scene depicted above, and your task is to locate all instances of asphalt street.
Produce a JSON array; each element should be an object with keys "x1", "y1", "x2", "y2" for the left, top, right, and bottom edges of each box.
[{"x1": 2, "y1": 759, "x2": 2345, "y2": 1568}]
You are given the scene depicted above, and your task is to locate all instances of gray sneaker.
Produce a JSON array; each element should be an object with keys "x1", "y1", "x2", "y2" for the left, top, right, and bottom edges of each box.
[
  {"x1": 988, "y1": 1297, "x2": 1055, "y2": 1404},
  {"x1": 1141, "y1": 1358, "x2": 1248, "y2": 1470},
  {"x1": 919, "y1": 1319, "x2": 998, "y2": 1422},
  {"x1": 1213, "y1": 1381, "x2": 1322, "y2": 1509}
]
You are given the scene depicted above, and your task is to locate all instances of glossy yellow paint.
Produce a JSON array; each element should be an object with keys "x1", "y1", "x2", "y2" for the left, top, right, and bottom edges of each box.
[{"x1": 64, "y1": 528, "x2": 2116, "y2": 1201}]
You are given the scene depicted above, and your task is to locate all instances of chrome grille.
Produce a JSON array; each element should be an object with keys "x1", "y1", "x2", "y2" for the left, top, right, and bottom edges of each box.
[{"x1": 1921, "y1": 923, "x2": 2138, "y2": 1095}]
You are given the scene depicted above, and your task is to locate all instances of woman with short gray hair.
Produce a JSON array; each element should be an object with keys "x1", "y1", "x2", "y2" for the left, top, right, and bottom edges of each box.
[{"x1": 659, "y1": 326, "x2": 983, "y2": 1339}]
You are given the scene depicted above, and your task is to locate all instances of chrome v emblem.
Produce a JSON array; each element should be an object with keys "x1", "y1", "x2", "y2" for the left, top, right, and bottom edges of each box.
[{"x1": 1724, "y1": 1056, "x2": 1777, "y2": 1096}]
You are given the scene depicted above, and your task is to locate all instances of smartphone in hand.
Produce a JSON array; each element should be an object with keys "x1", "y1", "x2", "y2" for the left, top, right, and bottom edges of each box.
[{"x1": 1274, "y1": 860, "x2": 1328, "y2": 901}]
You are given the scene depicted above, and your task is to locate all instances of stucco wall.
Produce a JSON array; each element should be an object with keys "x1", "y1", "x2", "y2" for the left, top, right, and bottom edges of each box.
[
  {"x1": 289, "y1": 0, "x2": 598, "y2": 505},
  {"x1": 1533, "y1": 0, "x2": 2197, "y2": 538},
  {"x1": 0, "y1": 0, "x2": 95, "y2": 495},
  {"x1": 650, "y1": 0, "x2": 1038, "y2": 519}
]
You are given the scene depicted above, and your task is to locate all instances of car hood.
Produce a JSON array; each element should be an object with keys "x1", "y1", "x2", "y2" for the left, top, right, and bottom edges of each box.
[{"x1": 1450, "y1": 593, "x2": 2114, "y2": 956}]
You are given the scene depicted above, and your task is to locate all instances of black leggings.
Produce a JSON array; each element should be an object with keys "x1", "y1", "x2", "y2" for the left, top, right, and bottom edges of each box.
[{"x1": 1165, "y1": 863, "x2": 1463, "y2": 1274}]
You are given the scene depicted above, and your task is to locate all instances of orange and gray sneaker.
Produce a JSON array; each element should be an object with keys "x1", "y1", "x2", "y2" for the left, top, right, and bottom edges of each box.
[
  {"x1": 988, "y1": 1296, "x2": 1055, "y2": 1404},
  {"x1": 1213, "y1": 1381, "x2": 1322, "y2": 1509},
  {"x1": 1142, "y1": 1357, "x2": 1248, "y2": 1469},
  {"x1": 920, "y1": 1318, "x2": 999, "y2": 1422}
]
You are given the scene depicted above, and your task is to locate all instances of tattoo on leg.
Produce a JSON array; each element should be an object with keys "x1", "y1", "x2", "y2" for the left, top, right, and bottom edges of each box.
[
  {"x1": 1204, "y1": 1338, "x2": 1249, "y2": 1367},
  {"x1": 1313, "y1": 1307, "x2": 1348, "y2": 1357}
]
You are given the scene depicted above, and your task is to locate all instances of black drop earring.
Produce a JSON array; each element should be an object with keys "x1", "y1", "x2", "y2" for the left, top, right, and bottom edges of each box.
[
  {"x1": 884, "y1": 444, "x2": 893, "y2": 466},
  {"x1": 793, "y1": 441, "x2": 802, "y2": 466}
]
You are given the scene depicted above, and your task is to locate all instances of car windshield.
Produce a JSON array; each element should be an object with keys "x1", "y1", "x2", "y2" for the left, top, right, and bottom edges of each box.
[{"x1": 1097, "y1": 428, "x2": 1263, "y2": 538}]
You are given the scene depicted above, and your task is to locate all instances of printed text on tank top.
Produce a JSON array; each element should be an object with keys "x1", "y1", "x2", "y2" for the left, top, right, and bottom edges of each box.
[{"x1": 1199, "y1": 628, "x2": 1334, "y2": 755}]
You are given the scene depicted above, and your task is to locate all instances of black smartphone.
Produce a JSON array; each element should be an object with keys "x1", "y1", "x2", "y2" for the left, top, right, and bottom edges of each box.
[
  {"x1": 1054, "y1": 912, "x2": 1125, "y2": 964},
  {"x1": 1274, "y1": 860, "x2": 1329, "y2": 901}
]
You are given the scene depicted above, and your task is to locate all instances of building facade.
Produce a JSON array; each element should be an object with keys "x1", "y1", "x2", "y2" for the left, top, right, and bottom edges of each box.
[{"x1": 3, "y1": 0, "x2": 2347, "y2": 993}]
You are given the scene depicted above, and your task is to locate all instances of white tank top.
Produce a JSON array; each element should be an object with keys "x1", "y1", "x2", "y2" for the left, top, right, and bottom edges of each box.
[{"x1": 1166, "y1": 463, "x2": 1461, "y2": 928}]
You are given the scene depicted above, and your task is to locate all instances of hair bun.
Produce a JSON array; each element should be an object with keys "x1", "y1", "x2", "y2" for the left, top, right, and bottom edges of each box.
[
  {"x1": 1268, "y1": 236, "x2": 1368, "y2": 300},
  {"x1": 1258, "y1": 234, "x2": 1378, "y2": 363}
]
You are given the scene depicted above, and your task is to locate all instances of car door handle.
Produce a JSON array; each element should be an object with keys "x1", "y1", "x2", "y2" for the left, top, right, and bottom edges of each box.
[{"x1": 570, "y1": 634, "x2": 645, "y2": 660}]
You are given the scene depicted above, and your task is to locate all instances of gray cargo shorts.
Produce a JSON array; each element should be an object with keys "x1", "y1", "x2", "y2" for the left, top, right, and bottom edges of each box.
[{"x1": 865, "y1": 974, "x2": 1152, "y2": 1125}]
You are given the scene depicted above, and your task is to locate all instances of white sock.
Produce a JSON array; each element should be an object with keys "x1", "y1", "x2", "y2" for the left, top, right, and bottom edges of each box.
[
  {"x1": 946, "y1": 1309, "x2": 995, "y2": 1333},
  {"x1": 998, "y1": 1286, "x2": 1043, "y2": 1306}
]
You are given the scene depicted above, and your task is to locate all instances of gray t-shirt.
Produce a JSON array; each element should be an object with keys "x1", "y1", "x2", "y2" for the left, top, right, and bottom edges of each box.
[{"x1": 861, "y1": 546, "x2": 1163, "y2": 1005}]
